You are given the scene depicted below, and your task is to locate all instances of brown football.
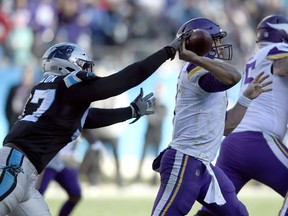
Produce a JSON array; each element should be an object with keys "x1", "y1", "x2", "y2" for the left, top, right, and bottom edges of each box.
[{"x1": 185, "y1": 29, "x2": 213, "y2": 56}]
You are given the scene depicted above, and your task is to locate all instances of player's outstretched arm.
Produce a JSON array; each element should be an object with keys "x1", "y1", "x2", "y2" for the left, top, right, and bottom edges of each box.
[
  {"x1": 224, "y1": 71, "x2": 272, "y2": 135},
  {"x1": 83, "y1": 88, "x2": 156, "y2": 128},
  {"x1": 76, "y1": 31, "x2": 193, "y2": 104}
]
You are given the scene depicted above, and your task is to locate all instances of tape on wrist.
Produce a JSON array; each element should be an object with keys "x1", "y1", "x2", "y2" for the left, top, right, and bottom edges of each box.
[
  {"x1": 130, "y1": 105, "x2": 136, "y2": 118},
  {"x1": 238, "y1": 95, "x2": 252, "y2": 107}
]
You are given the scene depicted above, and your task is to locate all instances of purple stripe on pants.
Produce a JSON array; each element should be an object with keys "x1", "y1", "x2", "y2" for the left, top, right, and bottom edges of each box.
[{"x1": 151, "y1": 148, "x2": 248, "y2": 216}]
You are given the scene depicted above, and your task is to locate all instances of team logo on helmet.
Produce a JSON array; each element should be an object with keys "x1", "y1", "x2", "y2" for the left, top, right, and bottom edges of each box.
[
  {"x1": 267, "y1": 22, "x2": 288, "y2": 32},
  {"x1": 47, "y1": 45, "x2": 75, "y2": 60}
]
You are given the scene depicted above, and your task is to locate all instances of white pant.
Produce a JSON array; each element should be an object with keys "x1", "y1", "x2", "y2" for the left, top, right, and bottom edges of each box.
[{"x1": 0, "y1": 147, "x2": 51, "y2": 216}]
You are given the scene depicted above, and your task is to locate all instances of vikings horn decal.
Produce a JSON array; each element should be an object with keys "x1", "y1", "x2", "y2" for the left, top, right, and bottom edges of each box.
[{"x1": 267, "y1": 22, "x2": 288, "y2": 33}]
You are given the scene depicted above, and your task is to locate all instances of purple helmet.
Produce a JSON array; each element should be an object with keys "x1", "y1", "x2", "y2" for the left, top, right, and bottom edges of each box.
[
  {"x1": 177, "y1": 17, "x2": 232, "y2": 60},
  {"x1": 256, "y1": 15, "x2": 288, "y2": 43}
]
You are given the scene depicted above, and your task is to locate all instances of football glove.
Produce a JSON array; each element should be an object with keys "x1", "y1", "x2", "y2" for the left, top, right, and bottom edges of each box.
[
  {"x1": 166, "y1": 29, "x2": 193, "y2": 60},
  {"x1": 130, "y1": 88, "x2": 156, "y2": 124}
]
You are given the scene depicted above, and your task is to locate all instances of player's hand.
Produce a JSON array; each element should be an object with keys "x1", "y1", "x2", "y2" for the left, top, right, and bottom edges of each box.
[
  {"x1": 130, "y1": 88, "x2": 156, "y2": 124},
  {"x1": 243, "y1": 71, "x2": 273, "y2": 100},
  {"x1": 166, "y1": 30, "x2": 193, "y2": 60},
  {"x1": 178, "y1": 41, "x2": 199, "y2": 62}
]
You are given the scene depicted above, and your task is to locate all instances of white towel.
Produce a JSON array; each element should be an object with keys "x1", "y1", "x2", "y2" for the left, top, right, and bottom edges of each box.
[{"x1": 203, "y1": 161, "x2": 226, "y2": 205}]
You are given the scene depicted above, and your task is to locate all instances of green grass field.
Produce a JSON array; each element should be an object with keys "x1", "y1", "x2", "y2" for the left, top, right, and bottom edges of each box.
[
  {"x1": 45, "y1": 183, "x2": 283, "y2": 216},
  {"x1": 47, "y1": 196, "x2": 282, "y2": 216}
]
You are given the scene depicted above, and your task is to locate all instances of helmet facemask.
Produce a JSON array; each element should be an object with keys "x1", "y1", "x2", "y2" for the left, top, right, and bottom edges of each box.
[
  {"x1": 209, "y1": 36, "x2": 233, "y2": 60},
  {"x1": 76, "y1": 58, "x2": 94, "y2": 72}
]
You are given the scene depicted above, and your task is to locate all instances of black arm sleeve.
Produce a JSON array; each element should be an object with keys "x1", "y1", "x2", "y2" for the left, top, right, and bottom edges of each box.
[
  {"x1": 83, "y1": 107, "x2": 132, "y2": 129},
  {"x1": 68, "y1": 48, "x2": 171, "y2": 105}
]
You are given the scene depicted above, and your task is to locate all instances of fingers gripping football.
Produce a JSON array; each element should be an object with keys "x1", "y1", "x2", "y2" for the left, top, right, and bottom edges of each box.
[
  {"x1": 167, "y1": 30, "x2": 193, "y2": 59},
  {"x1": 170, "y1": 29, "x2": 194, "y2": 50},
  {"x1": 130, "y1": 88, "x2": 156, "y2": 124}
]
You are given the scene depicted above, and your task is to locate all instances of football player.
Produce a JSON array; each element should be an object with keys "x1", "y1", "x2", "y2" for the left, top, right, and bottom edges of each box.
[
  {"x1": 0, "y1": 31, "x2": 191, "y2": 216},
  {"x1": 195, "y1": 15, "x2": 288, "y2": 216},
  {"x1": 151, "y1": 17, "x2": 272, "y2": 216},
  {"x1": 36, "y1": 140, "x2": 82, "y2": 216}
]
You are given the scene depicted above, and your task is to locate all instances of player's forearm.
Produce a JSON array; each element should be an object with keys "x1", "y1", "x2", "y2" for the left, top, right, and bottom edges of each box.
[
  {"x1": 224, "y1": 102, "x2": 248, "y2": 136},
  {"x1": 71, "y1": 44, "x2": 185, "y2": 105},
  {"x1": 83, "y1": 48, "x2": 171, "y2": 102},
  {"x1": 116, "y1": 48, "x2": 171, "y2": 87},
  {"x1": 192, "y1": 56, "x2": 241, "y2": 85},
  {"x1": 224, "y1": 94, "x2": 252, "y2": 135},
  {"x1": 83, "y1": 107, "x2": 132, "y2": 128}
]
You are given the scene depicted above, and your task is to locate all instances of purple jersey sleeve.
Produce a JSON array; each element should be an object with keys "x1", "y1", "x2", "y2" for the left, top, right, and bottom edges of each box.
[{"x1": 199, "y1": 73, "x2": 235, "y2": 92}]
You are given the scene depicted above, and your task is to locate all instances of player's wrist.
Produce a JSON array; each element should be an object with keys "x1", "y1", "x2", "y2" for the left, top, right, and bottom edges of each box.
[
  {"x1": 130, "y1": 105, "x2": 136, "y2": 118},
  {"x1": 164, "y1": 46, "x2": 176, "y2": 59},
  {"x1": 237, "y1": 94, "x2": 252, "y2": 107}
]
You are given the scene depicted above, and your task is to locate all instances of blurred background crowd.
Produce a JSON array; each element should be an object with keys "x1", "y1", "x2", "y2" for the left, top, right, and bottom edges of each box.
[
  {"x1": 0, "y1": 0, "x2": 288, "y2": 69},
  {"x1": 1, "y1": 0, "x2": 288, "y2": 186}
]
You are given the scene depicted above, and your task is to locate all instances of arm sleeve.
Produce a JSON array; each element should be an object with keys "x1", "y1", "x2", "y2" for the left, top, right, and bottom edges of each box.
[
  {"x1": 83, "y1": 107, "x2": 132, "y2": 129},
  {"x1": 199, "y1": 73, "x2": 235, "y2": 92},
  {"x1": 68, "y1": 48, "x2": 170, "y2": 105}
]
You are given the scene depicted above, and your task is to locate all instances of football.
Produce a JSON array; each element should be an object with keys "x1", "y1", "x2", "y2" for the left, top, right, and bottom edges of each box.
[{"x1": 185, "y1": 29, "x2": 213, "y2": 56}]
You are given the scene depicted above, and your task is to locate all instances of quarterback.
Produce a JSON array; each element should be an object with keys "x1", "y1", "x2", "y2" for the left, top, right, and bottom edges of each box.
[{"x1": 197, "y1": 14, "x2": 288, "y2": 216}]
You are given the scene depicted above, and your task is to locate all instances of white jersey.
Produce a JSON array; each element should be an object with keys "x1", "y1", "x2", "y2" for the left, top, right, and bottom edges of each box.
[
  {"x1": 234, "y1": 43, "x2": 288, "y2": 140},
  {"x1": 169, "y1": 62, "x2": 227, "y2": 163}
]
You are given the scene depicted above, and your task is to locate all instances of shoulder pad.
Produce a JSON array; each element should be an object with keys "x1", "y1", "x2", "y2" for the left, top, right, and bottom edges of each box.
[
  {"x1": 267, "y1": 43, "x2": 288, "y2": 60},
  {"x1": 186, "y1": 63, "x2": 207, "y2": 79},
  {"x1": 64, "y1": 71, "x2": 98, "y2": 88}
]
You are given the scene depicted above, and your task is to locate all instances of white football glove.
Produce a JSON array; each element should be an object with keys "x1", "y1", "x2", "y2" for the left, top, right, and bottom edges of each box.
[{"x1": 130, "y1": 88, "x2": 156, "y2": 124}]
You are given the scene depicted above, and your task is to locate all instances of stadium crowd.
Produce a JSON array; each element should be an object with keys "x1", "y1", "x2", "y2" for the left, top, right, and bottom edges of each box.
[{"x1": 0, "y1": 0, "x2": 287, "y2": 69}]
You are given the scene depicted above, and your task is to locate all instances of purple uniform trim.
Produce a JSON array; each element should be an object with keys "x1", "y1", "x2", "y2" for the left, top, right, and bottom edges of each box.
[
  {"x1": 199, "y1": 131, "x2": 288, "y2": 215},
  {"x1": 267, "y1": 46, "x2": 288, "y2": 60},
  {"x1": 216, "y1": 131, "x2": 288, "y2": 197},
  {"x1": 38, "y1": 167, "x2": 81, "y2": 216},
  {"x1": 151, "y1": 148, "x2": 248, "y2": 216},
  {"x1": 39, "y1": 167, "x2": 81, "y2": 196},
  {"x1": 199, "y1": 73, "x2": 235, "y2": 92},
  {"x1": 186, "y1": 62, "x2": 234, "y2": 93}
]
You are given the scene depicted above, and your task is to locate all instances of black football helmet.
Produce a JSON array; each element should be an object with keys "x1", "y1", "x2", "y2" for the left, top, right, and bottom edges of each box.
[
  {"x1": 177, "y1": 17, "x2": 233, "y2": 60},
  {"x1": 42, "y1": 42, "x2": 94, "y2": 75}
]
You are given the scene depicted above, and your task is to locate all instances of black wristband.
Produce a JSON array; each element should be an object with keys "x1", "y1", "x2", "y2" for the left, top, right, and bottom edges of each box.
[
  {"x1": 129, "y1": 102, "x2": 140, "y2": 124},
  {"x1": 164, "y1": 46, "x2": 176, "y2": 59}
]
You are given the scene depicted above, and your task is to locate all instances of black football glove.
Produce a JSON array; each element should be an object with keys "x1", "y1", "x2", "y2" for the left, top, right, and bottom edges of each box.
[
  {"x1": 166, "y1": 29, "x2": 194, "y2": 60},
  {"x1": 130, "y1": 88, "x2": 156, "y2": 124}
]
